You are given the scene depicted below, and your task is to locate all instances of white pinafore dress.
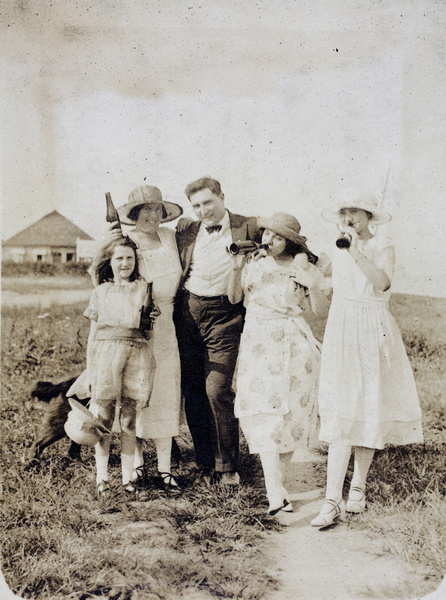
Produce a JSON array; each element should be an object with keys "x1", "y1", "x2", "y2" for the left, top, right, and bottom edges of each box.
[
  {"x1": 318, "y1": 235, "x2": 423, "y2": 449},
  {"x1": 130, "y1": 227, "x2": 183, "y2": 439}
]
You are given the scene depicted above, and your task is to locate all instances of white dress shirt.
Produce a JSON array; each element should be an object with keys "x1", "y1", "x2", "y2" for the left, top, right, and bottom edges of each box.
[{"x1": 184, "y1": 211, "x2": 233, "y2": 296}]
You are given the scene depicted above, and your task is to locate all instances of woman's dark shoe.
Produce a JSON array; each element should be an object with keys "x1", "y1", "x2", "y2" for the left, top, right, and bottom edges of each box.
[
  {"x1": 159, "y1": 472, "x2": 181, "y2": 492},
  {"x1": 269, "y1": 499, "x2": 294, "y2": 516}
]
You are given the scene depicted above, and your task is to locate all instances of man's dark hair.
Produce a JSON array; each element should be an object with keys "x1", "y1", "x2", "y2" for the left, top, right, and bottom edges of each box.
[{"x1": 184, "y1": 177, "x2": 222, "y2": 200}]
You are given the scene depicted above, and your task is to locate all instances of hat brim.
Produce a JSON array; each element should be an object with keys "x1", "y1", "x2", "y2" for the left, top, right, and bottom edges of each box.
[
  {"x1": 257, "y1": 217, "x2": 308, "y2": 247},
  {"x1": 68, "y1": 398, "x2": 111, "y2": 433},
  {"x1": 117, "y1": 200, "x2": 183, "y2": 225},
  {"x1": 321, "y1": 205, "x2": 392, "y2": 226}
]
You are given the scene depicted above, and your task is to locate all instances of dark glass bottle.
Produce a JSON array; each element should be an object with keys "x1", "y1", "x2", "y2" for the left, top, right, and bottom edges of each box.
[
  {"x1": 139, "y1": 282, "x2": 155, "y2": 334},
  {"x1": 336, "y1": 233, "x2": 352, "y2": 249},
  {"x1": 105, "y1": 192, "x2": 122, "y2": 232}
]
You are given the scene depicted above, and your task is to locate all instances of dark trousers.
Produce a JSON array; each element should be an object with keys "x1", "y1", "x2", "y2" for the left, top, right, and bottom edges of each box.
[{"x1": 174, "y1": 290, "x2": 244, "y2": 473}]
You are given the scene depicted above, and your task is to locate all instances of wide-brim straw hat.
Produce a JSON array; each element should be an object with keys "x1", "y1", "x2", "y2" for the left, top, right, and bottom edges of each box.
[
  {"x1": 321, "y1": 187, "x2": 392, "y2": 225},
  {"x1": 118, "y1": 185, "x2": 183, "y2": 225},
  {"x1": 257, "y1": 212, "x2": 309, "y2": 247},
  {"x1": 64, "y1": 398, "x2": 111, "y2": 447}
]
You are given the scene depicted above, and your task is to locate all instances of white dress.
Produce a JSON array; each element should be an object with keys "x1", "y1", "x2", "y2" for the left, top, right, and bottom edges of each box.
[
  {"x1": 234, "y1": 257, "x2": 322, "y2": 454},
  {"x1": 129, "y1": 227, "x2": 183, "y2": 439},
  {"x1": 318, "y1": 235, "x2": 423, "y2": 449}
]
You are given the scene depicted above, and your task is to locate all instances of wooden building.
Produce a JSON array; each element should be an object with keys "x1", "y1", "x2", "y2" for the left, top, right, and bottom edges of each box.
[{"x1": 2, "y1": 211, "x2": 94, "y2": 264}]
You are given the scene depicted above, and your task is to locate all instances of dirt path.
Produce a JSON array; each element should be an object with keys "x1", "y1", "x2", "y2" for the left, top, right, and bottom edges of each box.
[{"x1": 263, "y1": 458, "x2": 440, "y2": 600}]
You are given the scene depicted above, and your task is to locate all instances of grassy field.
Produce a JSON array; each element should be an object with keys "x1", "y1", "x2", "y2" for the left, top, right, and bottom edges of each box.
[{"x1": 1, "y1": 290, "x2": 445, "y2": 599}]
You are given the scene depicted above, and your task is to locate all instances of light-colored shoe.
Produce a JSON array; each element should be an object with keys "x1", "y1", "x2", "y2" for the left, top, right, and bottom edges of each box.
[
  {"x1": 311, "y1": 499, "x2": 344, "y2": 528},
  {"x1": 220, "y1": 471, "x2": 240, "y2": 486},
  {"x1": 346, "y1": 486, "x2": 366, "y2": 513}
]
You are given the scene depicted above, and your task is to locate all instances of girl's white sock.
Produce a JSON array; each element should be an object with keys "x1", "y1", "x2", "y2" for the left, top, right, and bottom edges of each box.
[
  {"x1": 121, "y1": 452, "x2": 135, "y2": 486},
  {"x1": 155, "y1": 437, "x2": 172, "y2": 473},
  {"x1": 121, "y1": 430, "x2": 136, "y2": 485},
  {"x1": 95, "y1": 436, "x2": 111, "y2": 484},
  {"x1": 325, "y1": 443, "x2": 352, "y2": 504}
]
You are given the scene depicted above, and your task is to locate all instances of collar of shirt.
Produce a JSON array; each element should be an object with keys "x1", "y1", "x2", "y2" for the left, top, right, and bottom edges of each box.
[
  {"x1": 196, "y1": 210, "x2": 230, "y2": 241},
  {"x1": 184, "y1": 210, "x2": 233, "y2": 296}
]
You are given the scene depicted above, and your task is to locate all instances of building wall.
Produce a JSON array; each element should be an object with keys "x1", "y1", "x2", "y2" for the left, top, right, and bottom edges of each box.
[{"x1": 2, "y1": 246, "x2": 77, "y2": 264}]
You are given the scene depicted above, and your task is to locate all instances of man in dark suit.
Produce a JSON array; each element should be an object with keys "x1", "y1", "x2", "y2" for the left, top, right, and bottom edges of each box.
[{"x1": 174, "y1": 176, "x2": 260, "y2": 485}]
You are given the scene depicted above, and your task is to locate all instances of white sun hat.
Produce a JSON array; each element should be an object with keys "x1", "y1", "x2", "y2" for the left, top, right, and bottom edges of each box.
[
  {"x1": 64, "y1": 398, "x2": 111, "y2": 447},
  {"x1": 321, "y1": 187, "x2": 392, "y2": 225}
]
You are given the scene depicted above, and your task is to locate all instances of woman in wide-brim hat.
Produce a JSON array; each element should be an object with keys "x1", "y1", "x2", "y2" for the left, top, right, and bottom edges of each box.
[
  {"x1": 117, "y1": 185, "x2": 184, "y2": 492},
  {"x1": 117, "y1": 185, "x2": 183, "y2": 225},
  {"x1": 227, "y1": 212, "x2": 329, "y2": 516},
  {"x1": 311, "y1": 187, "x2": 423, "y2": 529}
]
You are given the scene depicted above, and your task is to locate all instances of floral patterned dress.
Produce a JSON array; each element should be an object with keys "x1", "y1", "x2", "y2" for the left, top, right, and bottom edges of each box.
[{"x1": 234, "y1": 256, "x2": 321, "y2": 453}]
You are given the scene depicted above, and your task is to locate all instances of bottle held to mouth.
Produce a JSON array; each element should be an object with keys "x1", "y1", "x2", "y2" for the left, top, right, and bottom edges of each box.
[
  {"x1": 228, "y1": 241, "x2": 269, "y2": 255},
  {"x1": 336, "y1": 222, "x2": 353, "y2": 249}
]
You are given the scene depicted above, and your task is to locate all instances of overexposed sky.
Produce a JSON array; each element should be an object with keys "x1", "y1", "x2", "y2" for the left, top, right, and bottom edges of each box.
[{"x1": 1, "y1": 0, "x2": 445, "y2": 296}]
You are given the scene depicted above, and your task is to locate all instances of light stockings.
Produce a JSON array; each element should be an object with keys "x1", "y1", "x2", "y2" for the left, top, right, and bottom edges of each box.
[
  {"x1": 325, "y1": 443, "x2": 352, "y2": 503},
  {"x1": 325, "y1": 443, "x2": 375, "y2": 502},
  {"x1": 155, "y1": 437, "x2": 173, "y2": 474},
  {"x1": 133, "y1": 437, "x2": 173, "y2": 474},
  {"x1": 350, "y1": 446, "x2": 375, "y2": 492},
  {"x1": 259, "y1": 451, "x2": 293, "y2": 511}
]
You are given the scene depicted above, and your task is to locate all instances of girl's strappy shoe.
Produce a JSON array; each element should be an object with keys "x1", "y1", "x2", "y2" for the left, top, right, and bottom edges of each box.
[
  {"x1": 97, "y1": 480, "x2": 110, "y2": 499},
  {"x1": 311, "y1": 499, "x2": 344, "y2": 528},
  {"x1": 346, "y1": 487, "x2": 366, "y2": 513}
]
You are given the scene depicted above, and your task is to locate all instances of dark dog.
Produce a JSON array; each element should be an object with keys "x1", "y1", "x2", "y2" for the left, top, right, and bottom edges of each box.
[
  {"x1": 26, "y1": 377, "x2": 86, "y2": 462},
  {"x1": 26, "y1": 377, "x2": 182, "y2": 464}
]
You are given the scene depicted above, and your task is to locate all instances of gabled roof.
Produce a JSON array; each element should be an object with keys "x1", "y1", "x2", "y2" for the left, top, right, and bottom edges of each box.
[{"x1": 2, "y1": 211, "x2": 93, "y2": 247}]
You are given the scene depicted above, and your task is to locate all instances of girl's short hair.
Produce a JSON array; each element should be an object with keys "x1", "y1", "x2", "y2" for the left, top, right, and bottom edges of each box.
[
  {"x1": 127, "y1": 203, "x2": 167, "y2": 222},
  {"x1": 91, "y1": 236, "x2": 139, "y2": 285}
]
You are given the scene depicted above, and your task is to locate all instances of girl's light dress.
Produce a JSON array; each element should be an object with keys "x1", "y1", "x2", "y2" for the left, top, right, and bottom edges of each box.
[
  {"x1": 318, "y1": 235, "x2": 423, "y2": 449},
  {"x1": 129, "y1": 227, "x2": 183, "y2": 439},
  {"x1": 86, "y1": 279, "x2": 155, "y2": 411},
  {"x1": 235, "y1": 256, "x2": 321, "y2": 453}
]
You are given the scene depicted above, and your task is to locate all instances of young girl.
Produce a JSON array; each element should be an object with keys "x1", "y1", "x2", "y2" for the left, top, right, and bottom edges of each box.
[
  {"x1": 228, "y1": 212, "x2": 329, "y2": 515},
  {"x1": 84, "y1": 236, "x2": 156, "y2": 498},
  {"x1": 311, "y1": 188, "x2": 423, "y2": 528}
]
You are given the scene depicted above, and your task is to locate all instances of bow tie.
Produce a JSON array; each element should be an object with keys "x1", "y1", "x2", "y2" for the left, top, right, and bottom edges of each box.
[{"x1": 205, "y1": 225, "x2": 222, "y2": 234}]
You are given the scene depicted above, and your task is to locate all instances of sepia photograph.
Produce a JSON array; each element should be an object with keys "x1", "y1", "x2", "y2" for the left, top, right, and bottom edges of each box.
[{"x1": 1, "y1": 1, "x2": 445, "y2": 599}]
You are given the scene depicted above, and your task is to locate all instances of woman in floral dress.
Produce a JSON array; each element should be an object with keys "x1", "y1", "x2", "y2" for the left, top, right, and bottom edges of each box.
[{"x1": 227, "y1": 213, "x2": 328, "y2": 515}]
